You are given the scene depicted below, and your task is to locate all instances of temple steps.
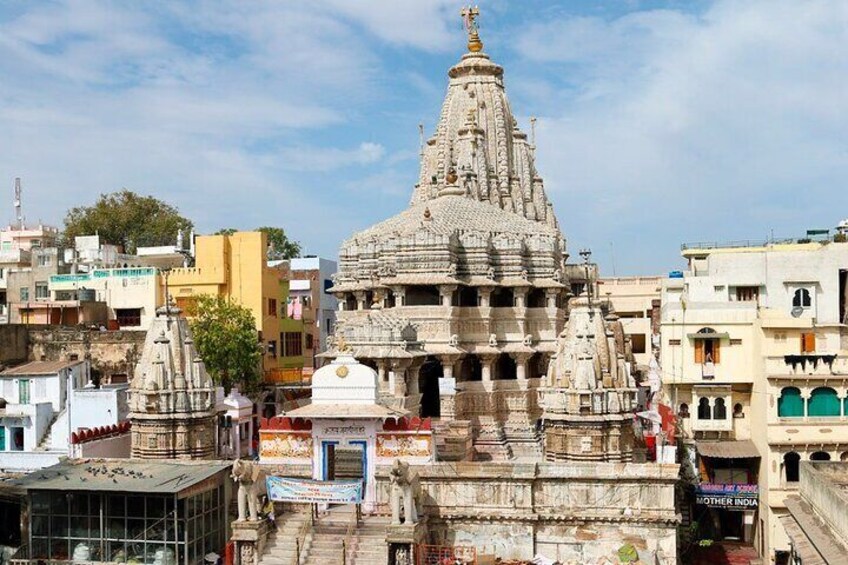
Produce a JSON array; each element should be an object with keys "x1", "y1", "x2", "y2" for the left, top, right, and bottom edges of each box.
[{"x1": 262, "y1": 507, "x2": 389, "y2": 565}]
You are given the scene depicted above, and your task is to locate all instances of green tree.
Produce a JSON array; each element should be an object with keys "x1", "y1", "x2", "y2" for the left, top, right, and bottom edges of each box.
[
  {"x1": 215, "y1": 226, "x2": 301, "y2": 260},
  {"x1": 189, "y1": 295, "x2": 263, "y2": 394},
  {"x1": 63, "y1": 189, "x2": 193, "y2": 253}
]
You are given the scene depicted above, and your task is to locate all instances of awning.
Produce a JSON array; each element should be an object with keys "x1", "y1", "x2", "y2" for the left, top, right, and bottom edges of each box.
[
  {"x1": 696, "y1": 439, "x2": 760, "y2": 459},
  {"x1": 687, "y1": 332, "x2": 730, "y2": 340}
]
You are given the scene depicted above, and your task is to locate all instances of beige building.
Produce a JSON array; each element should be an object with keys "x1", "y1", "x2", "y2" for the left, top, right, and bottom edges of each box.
[
  {"x1": 598, "y1": 276, "x2": 662, "y2": 366},
  {"x1": 661, "y1": 235, "x2": 848, "y2": 562}
]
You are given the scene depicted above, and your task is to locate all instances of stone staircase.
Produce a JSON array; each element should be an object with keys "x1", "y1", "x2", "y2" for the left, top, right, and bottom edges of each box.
[
  {"x1": 34, "y1": 410, "x2": 63, "y2": 451},
  {"x1": 471, "y1": 419, "x2": 514, "y2": 461},
  {"x1": 502, "y1": 422, "x2": 543, "y2": 461},
  {"x1": 261, "y1": 507, "x2": 389, "y2": 565}
]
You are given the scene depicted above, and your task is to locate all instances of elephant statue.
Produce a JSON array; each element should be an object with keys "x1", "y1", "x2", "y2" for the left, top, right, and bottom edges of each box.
[
  {"x1": 389, "y1": 459, "x2": 422, "y2": 525},
  {"x1": 231, "y1": 459, "x2": 267, "y2": 521}
]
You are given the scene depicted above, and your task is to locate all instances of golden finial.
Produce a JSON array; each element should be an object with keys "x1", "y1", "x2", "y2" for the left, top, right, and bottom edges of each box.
[
  {"x1": 336, "y1": 335, "x2": 352, "y2": 353},
  {"x1": 461, "y1": 5, "x2": 483, "y2": 53}
]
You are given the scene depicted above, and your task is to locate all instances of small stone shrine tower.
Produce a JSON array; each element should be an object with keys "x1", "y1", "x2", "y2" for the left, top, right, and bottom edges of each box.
[
  {"x1": 540, "y1": 295, "x2": 638, "y2": 461},
  {"x1": 129, "y1": 305, "x2": 217, "y2": 459}
]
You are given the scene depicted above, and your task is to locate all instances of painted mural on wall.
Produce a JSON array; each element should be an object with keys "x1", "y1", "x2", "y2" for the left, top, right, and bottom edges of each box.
[
  {"x1": 259, "y1": 431, "x2": 312, "y2": 460},
  {"x1": 376, "y1": 433, "x2": 433, "y2": 459}
]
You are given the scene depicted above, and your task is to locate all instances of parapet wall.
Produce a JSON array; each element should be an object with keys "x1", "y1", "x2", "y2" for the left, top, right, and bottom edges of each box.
[
  {"x1": 0, "y1": 325, "x2": 29, "y2": 366},
  {"x1": 373, "y1": 461, "x2": 679, "y2": 564},
  {"x1": 27, "y1": 327, "x2": 146, "y2": 383}
]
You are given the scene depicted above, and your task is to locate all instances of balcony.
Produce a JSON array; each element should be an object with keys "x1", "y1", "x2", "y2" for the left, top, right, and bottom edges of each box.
[
  {"x1": 766, "y1": 354, "x2": 848, "y2": 379},
  {"x1": 691, "y1": 416, "x2": 733, "y2": 433},
  {"x1": 0, "y1": 247, "x2": 31, "y2": 265}
]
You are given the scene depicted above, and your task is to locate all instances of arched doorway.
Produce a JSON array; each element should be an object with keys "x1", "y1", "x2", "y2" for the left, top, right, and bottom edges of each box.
[
  {"x1": 419, "y1": 357, "x2": 443, "y2": 418},
  {"x1": 784, "y1": 452, "x2": 801, "y2": 482}
]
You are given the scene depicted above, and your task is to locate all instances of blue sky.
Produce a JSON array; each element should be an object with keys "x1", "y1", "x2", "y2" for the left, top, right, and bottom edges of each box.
[{"x1": 1, "y1": 0, "x2": 846, "y2": 274}]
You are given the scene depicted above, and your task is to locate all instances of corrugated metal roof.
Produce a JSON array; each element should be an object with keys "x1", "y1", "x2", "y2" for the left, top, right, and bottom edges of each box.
[
  {"x1": 10, "y1": 459, "x2": 230, "y2": 494},
  {"x1": 0, "y1": 360, "x2": 84, "y2": 376},
  {"x1": 696, "y1": 440, "x2": 760, "y2": 459}
]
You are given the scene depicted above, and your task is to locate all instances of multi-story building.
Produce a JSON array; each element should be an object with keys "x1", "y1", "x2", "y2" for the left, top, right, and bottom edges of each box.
[
  {"x1": 0, "y1": 359, "x2": 128, "y2": 472},
  {"x1": 597, "y1": 276, "x2": 662, "y2": 366},
  {"x1": 271, "y1": 256, "x2": 338, "y2": 371},
  {"x1": 166, "y1": 231, "x2": 304, "y2": 379},
  {"x1": 0, "y1": 223, "x2": 60, "y2": 323},
  {"x1": 661, "y1": 234, "x2": 848, "y2": 562}
]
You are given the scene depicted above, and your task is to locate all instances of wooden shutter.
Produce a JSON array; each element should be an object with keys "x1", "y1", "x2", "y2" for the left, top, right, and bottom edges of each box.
[
  {"x1": 802, "y1": 332, "x2": 816, "y2": 353},
  {"x1": 695, "y1": 340, "x2": 704, "y2": 364},
  {"x1": 713, "y1": 340, "x2": 721, "y2": 364}
]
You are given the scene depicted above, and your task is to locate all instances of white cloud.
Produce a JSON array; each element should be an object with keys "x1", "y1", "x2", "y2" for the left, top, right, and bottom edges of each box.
[
  {"x1": 279, "y1": 142, "x2": 387, "y2": 172},
  {"x1": 513, "y1": 0, "x2": 848, "y2": 273}
]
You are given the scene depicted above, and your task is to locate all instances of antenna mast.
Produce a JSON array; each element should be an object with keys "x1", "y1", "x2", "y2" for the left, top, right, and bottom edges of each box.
[
  {"x1": 14, "y1": 177, "x2": 23, "y2": 230},
  {"x1": 418, "y1": 122, "x2": 425, "y2": 158}
]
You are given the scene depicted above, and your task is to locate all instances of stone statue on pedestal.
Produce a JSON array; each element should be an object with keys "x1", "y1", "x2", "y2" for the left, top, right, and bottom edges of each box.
[
  {"x1": 232, "y1": 459, "x2": 266, "y2": 521},
  {"x1": 389, "y1": 459, "x2": 422, "y2": 525}
]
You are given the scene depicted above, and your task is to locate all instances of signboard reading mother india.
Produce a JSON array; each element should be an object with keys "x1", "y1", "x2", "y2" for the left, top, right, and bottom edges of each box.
[{"x1": 266, "y1": 476, "x2": 363, "y2": 504}]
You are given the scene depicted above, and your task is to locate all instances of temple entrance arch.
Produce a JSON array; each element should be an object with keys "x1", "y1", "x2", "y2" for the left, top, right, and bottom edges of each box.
[{"x1": 419, "y1": 357, "x2": 443, "y2": 418}]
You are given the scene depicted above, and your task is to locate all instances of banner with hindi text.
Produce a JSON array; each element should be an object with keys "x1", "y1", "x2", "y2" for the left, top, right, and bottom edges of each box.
[{"x1": 266, "y1": 476, "x2": 363, "y2": 504}]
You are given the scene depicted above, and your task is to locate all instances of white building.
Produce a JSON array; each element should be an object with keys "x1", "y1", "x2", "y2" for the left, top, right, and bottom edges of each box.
[
  {"x1": 0, "y1": 359, "x2": 129, "y2": 472},
  {"x1": 661, "y1": 236, "x2": 848, "y2": 561},
  {"x1": 597, "y1": 276, "x2": 662, "y2": 366}
]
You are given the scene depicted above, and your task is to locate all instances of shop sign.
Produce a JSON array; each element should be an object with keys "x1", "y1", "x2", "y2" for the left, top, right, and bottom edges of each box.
[
  {"x1": 266, "y1": 476, "x2": 363, "y2": 504},
  {"x1": 695, "y1": 483, "x2": 758, "y2": 510}
]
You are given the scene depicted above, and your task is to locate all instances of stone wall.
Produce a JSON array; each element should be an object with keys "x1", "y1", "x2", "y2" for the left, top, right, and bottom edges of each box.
[
  {"x1": 0, "y1": 325, "x2": 29, "y2": 366},
  {"x1": 373, "y1": 461, "x2": 679, "y2": 564},
  {"x1": 27, "y1": 327, "x2": 146, "y2": 383}
]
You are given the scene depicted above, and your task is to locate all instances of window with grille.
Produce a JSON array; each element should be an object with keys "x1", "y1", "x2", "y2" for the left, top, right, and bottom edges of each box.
[
  {"x1": 793, "y1": 288, "x2": 812, "y2": 308},
  {"x1": 20, "y1": 287, "x2": 29, "y2": 301},
  {"x1": 735, "y1": 286, "x2": 759, "y2": 302},
  {"x1": 35, "y1": 282, "x2": 49, "y2": 299},
  {"x1": 282, "y1": 332, "x2": 303, "y2": 357},
  {"x1": 116, "y1": 308, "x2": 142, "y2": 327}
]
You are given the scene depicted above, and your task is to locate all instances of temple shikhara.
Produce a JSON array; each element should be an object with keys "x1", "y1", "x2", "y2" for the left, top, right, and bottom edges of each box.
[{"x1": 248, "y1": 9, "x2": 679, "y2": 565}]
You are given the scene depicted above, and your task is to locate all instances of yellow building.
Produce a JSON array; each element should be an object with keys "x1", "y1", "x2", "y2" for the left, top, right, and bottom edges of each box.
[{"x1": 165, "y1": 231, "x2": 304, "y2": 379}]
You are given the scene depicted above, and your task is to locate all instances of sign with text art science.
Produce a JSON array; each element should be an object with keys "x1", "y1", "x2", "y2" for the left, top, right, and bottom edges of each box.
[
  {"x1": 695, "y1": 483, "x2": 758, "y2": 510},
  {"x1": 266, "y1": 476, "x2": 363, "y2": 504}
]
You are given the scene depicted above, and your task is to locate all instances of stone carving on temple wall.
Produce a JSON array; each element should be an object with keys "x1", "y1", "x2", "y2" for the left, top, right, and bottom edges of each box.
[
  {"x1": 377, "y1": 433, "x2": 433, "y2": 459},
  {"x1": 259, "y1": 431, "x2": 312, "y2": 460}
]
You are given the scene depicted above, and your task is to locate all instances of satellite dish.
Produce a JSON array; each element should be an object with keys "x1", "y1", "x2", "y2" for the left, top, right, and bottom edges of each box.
[{"x1": 791, "y1": 306, "x2": 804, "y2": 318}]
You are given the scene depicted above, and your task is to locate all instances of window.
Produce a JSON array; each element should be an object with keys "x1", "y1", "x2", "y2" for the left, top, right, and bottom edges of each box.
[
  {"x1": 733, "y1": 403, "x2": 744, "y2": 418},
  {"x1": 713, "y1": 398, "x2": 727, "y2": 420},
  {"x1": 793, "y1": 288, "x2": 811, "y2": 308},
  {"x1": 35, "y1": 282, "x2": 49, "y2": 299},
  {"x1": 735, "y1": 286, "x2": 759, "y2": 302},
  {"x1": 694, "y1": 328, "x2": 721, "y2": 364},
  {"x1": 282, "y1": 332, "x2": 302, "y2": 357},
  {"x1": 20, "y1": 287, "x2": 29, "y2": 301},
  {"x1": 808, "y1": 387, "x2": 840, "y2": 417},
  {"x1": 679, "y1": 403, "x2": 690, "y2": 417},
  {"x1": 669, "y1": 339, "x2": 681, "y2": 346},
  {"x1": 784, "y1": 452, "x2": 801, "y2": 482},
  {"x1": 801, "y1": 332, "x2": 816, "y2": 353},
  {"x1": 810, "y1": 451, "x2": 831, "y2": 461},
  {"x1": 697, "y1": 397, "x2": 711, "y2": 420},
  {"x1": 778, "y1": 387, "x2": 804, "y2": 417},
  {"x1": 115, "y1": 308, "x2": 142, "y2": 327},
  {"x1": 268, "y1": 298, "x2": 277, "y2": 317},
  {"x1": 36, "y1": 254, "x2": 51, "y2": 267},
  {"x1": 630, "y1": 334, "x2": 646, "y2": 354}
]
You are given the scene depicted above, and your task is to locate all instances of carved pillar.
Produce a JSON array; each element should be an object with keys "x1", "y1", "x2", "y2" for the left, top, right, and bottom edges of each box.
[
  {"x1": 377, "y1": 360, "x2": 389, "y2": 393},
  {"x1": 355, "y1": 290, "x2": 369, "y2": 311},
  {"x1": 545, "y1": 289, "x2": 559, "y2": 309},
  {"x1": 391, "y1": 286, "x2": 407, "y2": 307},
  {"x1": 478, "y1": 287, "x2": 493, "y2": 308},
  {"x1": 514, "y1": 288, "x2": 529, "y2": 309},
  {"x1": 801, "y1": 389, "x2": 811, "y2": 418},
  {"x1": 511, "y1": 352, "x2": 531, "y2": 381},
  {"x1": 480, "y1": 354, "x2": 496, "y2": 382},
  {"x1": 439, "y1": 284, "x2": 457, "y2": 307}
]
